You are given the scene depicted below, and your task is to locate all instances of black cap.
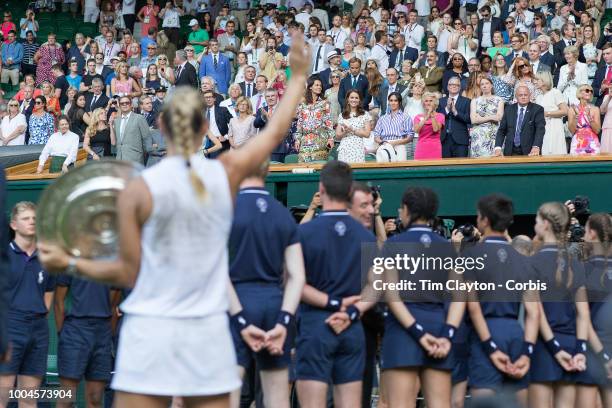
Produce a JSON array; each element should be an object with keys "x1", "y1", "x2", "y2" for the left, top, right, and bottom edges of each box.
[{"x1": 156, "y1": 86, "x2": 167, "y2": 93}]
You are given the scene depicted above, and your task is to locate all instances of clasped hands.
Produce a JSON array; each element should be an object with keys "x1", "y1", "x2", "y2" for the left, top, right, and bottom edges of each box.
[{"x1": 240, "y1": 322, "x2": 288, "y2": 356}]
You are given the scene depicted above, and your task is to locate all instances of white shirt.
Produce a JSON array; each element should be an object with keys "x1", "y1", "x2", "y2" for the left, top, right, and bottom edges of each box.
[
  {"x1": 119, "y1": 112, "x2": 132, "y2": 142},
  {"x1": 1, "y1": 114, "x2": 27, "y2": 146},
  {"x1": 162, "y1": 8, "x2": 180, "y2": 28},
  {"x1": 437, "y1": 29, "x2": 451, "y2": 53},
  {"x1": 404, "y1": 24, "x2": 425, "y2": 50},
  {"x1": 250, "y1": 93, "x2": 267, "y2": 112},
  {"x1": 371, "y1": 43, "x2": 389, "y2": 77},
  {"x1": 295, "y1": 12, "x2": 311, "y2": 30},
  {"x1": 510, "y1": 9, "x2": 534, "y2": 33},
  {"x1": 122, "y1": 0, "x2": 136, "y2": 14},
  {"x1": 327, "y1": 28, "x2": 348, "y2": 50},
  {"x1": 121, "y1": 155, "x2": 232, "y2": 317},
  {"x1": 415, "y1": 0, "x2": 430, "y2": 16},
  {"x1": 481, "y1": 20, "x2": 493, "y2": 48},
  {"x1": 220, "y1": 98, "x2": 237, "y2": 118},
  {"x1": 38, "y1": 131, "x2": 79, "y2": 167},
  {"x1": 206, "y1": 105, "x2": 222, "y2": 138}
]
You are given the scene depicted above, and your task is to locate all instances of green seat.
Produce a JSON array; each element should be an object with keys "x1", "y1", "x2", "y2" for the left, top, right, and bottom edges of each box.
[
  {"x1": 365, "y1": 153, "x2": 377, "y2": 162},
  {"x1": 78, "y1": 22, "x2": 98, "y2": 38},
  {"x1": 284, "y1": 154, "x2": 299, "y2": 163}
]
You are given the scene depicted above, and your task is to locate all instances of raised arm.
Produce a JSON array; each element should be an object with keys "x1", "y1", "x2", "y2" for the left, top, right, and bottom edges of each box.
[{"x1": 220, "y1": 33, "x2": 311, "y2": 197}]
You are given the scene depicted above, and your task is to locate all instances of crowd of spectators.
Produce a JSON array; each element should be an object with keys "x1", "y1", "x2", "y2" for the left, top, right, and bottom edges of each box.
[{"x1": 0, "y1": 0, "x2": 612, "y2": 168}]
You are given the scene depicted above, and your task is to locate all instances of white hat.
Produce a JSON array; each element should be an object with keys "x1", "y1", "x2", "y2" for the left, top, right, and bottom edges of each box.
[
  {"x1": 376, "y1": 143, "x2": 398, "y2": 163},
  {"x1": 188, "y1": 19, "x2": 199, "y2": 27},
  {"x1": 327, "y1": 50, "x2": 339, "y2": 61}
]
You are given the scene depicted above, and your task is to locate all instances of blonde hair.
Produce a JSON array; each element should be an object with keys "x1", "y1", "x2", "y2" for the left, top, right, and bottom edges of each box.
[
  {"x1": 564, "y1": 45, "x2": 579, "y2": 59},
  {"x1": 11, "y1": 201, "x2": 36, "y2": 222},
  {"x1": 115, "y1": 61, "x2": 129, "y2": 80},
  {"x1": 422, "y1": 92, "x2": 440, "y2": 109},
  {"x1": 235, "y1": 96, "x2": 253, "y2": 115},
  {"x1": 535, "y1": 71, "x2": 553, "y2": 91},
  {"x1": 161, "y1": 88, "x2": 207, "y2": 200},
  {"x1": 537, "y1": 202, "x2": 573, "y2": 287},
  {"x1": 576, "y1": 84, "x2": 594, "y2": 99},
  {"x1": 85, "y1": 108, "x2": 106, "y2": 139}
]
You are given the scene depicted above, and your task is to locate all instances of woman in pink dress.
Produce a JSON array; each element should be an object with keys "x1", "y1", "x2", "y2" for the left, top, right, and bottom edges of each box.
[
  {"x1": 413, "y1": 92, "x2": 445, "y2": 160},
  {"x1": 599, "y1": 92, "x2": 612, "y2": 153},
  {"x1": 568, "y1": 84, "x2": 601, "y2": 155},
  {"x1": 34, "y1": 33, "x2": 65, "y2": 86},
  {"x1": 137, "y1": 0, "x2": 159, "y2": 38}
]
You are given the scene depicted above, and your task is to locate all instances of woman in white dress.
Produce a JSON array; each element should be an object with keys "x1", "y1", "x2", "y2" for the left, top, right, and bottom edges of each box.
[
  {"x1": 557, "y1": 45, "x2": 589, "y2": 106},
  {"x1": 579, "y1": 25, "x2": 600, "y2": 84},
  {"x1": 336, "y1": 90, "x2": 372, "y2": 163},
  {"x1": 403, "y1": 79, "x2": 426, "y2": 160},
  {"x1": 37, "y1": 35, "x2": 312, "y2": 408},
  {"x1": 228, "y1": 97, "x2": 257, "y2": 148},
  {"x1": 535, "y1": 71, "x2": 568, "y2": 155}
]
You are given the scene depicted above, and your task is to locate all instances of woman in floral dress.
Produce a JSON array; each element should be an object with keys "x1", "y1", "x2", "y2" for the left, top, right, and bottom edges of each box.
[
  {"x1": 469, "y1": 77, "x2": 504, "y2": 157},
  {"x1": 294, "y1": 77, "x2": 334, "y2": 162},
  {"x1": 34, "y1": 33, "x2": 65, "y2": 86},
  {"x1": 336, "y1": 90, "x2": 372, "y2": 163},
  {"x1": 28, "y1": 96, "x2": 55, "y2": 145},
  {"x1": 568, "y1": 84, "x2": 601, "y2": 155}
]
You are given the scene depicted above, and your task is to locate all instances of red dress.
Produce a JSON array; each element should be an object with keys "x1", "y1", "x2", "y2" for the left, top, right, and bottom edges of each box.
[
  {"x1": 35, "y1": 44, "x2": 65, "y2": 86},
  {"x1": 414, "y1": 113, "x2": 445, "y2": 160},
  {"x1": 138, "y1": 5, "x2": 159, "y2": 38}
]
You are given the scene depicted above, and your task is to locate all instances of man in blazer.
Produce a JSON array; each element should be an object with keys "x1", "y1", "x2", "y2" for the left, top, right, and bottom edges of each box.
[
  {"x1": 592, "y1": 43, "x2": 612, "y2": 106},
  {"x1": 85, "y1": 78, "x2": 110, "y2": 112},
  {"x1": 113, "y1": 96, "x2": 152, "y2": 165},
  {"x1": 199, "y1": 38, "x2": 232, "y2": 94},
  {"x1": 504, "y1": 33, "x2": 529, "y2": 66},
  {"x1": 552, "y1": 23, "x2": 585, "y2": 70},
  {"x1": 318, "y1": 50, "x2": 342, "y2": 91},
  {"x1": 202, "y1": 89, "x2": 232, "y2": 157},
  {"x1": 536, "y1": 35, "x2": 556, "y2": 70},
  {"x1": 414, "y1": 51, "x2": 444, "y2": 93},
  {"x1": 253, "y1": 88, "x2": 296, "y2": 162},
  {"x1": 477, "y1": 5, "x2": 504, "y2": 56},
  {"x1": 377, "y1": 68, "x2": 406, "y2": 114},
  {"x1": 528, "y1": 43, "x2": 551, "y2": 74},
  {"x1": 389, "y1": 34, "x2": 418, "y2": 72},
  {"x1": 310, "y1": 28, "x2": 334, "y2": 75},
  {"x1": 338, "y1": 57, "x2": 369, "y2": 110},
  {"x1": 438, "y1": 77, "x2": 471, "y2": 158},
  {"x1": 174, "y1": 50, "x2": 199, "y2": 89},
  {"x1": 238, "y1": 66, "x2": 257, "y2": 98},
  {"x1": 494, "y1": 85, "x2": 545, "y2": 156}
]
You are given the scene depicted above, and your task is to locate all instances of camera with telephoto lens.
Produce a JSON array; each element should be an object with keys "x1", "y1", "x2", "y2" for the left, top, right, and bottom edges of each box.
[
  {"x1": 569, "y1": 223, "x2": 586, "y2": 242},
  {"x1": 457, "y1": 223, "x2": 479, "y2": 243},
  {"x1": 569, "y1": 196, "x2": 590, "y2": 216}
]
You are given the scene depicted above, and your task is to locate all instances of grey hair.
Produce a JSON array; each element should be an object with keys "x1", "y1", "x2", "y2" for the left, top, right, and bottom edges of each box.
[
  {"x1": 175, "y1": 50, "x2": 187, "y2": 62},
  {"x1": 201, "y1": 76, "x2": 218, "y2": 92},
  {"x1": 514, "y1": 84, "x2": 532, "y2": 97},
  {"x1": 92, "y1": 78, "x2": 104, "y2": 87}
]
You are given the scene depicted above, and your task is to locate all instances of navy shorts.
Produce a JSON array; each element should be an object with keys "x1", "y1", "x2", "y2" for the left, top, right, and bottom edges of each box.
[
  {"x1": 231, "y1": 283, "x2": 293, "y2": 370},
  {"x1": 296, "y1": 309, "x2": 365, "y2": 384},
  {"x1": 58, "y1": 317, "x2": 113, "y2": 382},
  {"x1": 530, "y1": 332, "x2": 580, "y2": 383},
  {"x1": 381, "y1": 306, "x2": 454, "y2": 371},
  {"x1": 452, "y1": 341, "x2": 469, "y2": 384},
  {"x1": 468, "y1": 318, "x2": 529, "y2": 390},
  {"x1": 576, "y1": 345, "x2": 611, "y2": 386},
  {"x1": 0, "y1": 311, "x2": 49, "y2": 376}
]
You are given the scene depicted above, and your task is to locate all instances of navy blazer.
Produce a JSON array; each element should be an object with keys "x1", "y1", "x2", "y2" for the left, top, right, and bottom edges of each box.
[
  {"x1": 389, "y1": 46, "x2": 419, "y2": 68},
  {"x1": 338, "y1": 74, "x2": 369, "y2": 110},
  {"x1": 592, "y1": 64, "x2": 609, "y2": 106},
  {"x1": 438, "y1": 95, "x2": 471, "y2": 146},
  {"x1": 377, "y1": 83, "x2": 407, "y2": 114},
  {"x1": 540, "y1": 51, "x2": 555, "y2": 71},
  {"x1": 495, "y1": 102, "x2": 545, "y2": 155},
  {"x1": 318, "y1": 67, "x2": 333, "y2": 91},
  {"x1": 254, "y1": 106, "x2": 296, "y2": 155},
  {"x1": 477, "y1": 17, "x2": 504, "y2": 56},
  {"x1": 504, "y1": 51, "x2": 529, "y2": 67}
]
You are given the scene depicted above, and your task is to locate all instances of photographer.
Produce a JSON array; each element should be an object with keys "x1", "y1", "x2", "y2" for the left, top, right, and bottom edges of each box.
[
  {"x1": 18, "y1": 9, "x2": 38, "y2": 40},
  {"x1": 258, "y1": 37, "x2": 284, "y2": 82}
]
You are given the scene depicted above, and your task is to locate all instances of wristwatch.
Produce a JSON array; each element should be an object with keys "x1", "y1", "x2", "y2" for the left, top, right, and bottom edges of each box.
[{"x1": 66, "y1": 257, "x2": 79, "y2": 276}]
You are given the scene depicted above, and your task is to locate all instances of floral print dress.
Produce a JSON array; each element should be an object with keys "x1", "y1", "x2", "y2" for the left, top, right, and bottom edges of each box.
[
  {"x1": 337, "y1": 112, "x2": 371, "y2": 163},
  {"x1": 28, "y1": 113, "x2": 55, "y2": 145},
  {"x1": 35, "y1": 44, "x2": 65, "y2": 86},
  {"x1": 470, "y1": 96, "x2": 502, "y2": 157},
  {"x1": 295, "y1": 100, "x2": 334, "y2": 162}
]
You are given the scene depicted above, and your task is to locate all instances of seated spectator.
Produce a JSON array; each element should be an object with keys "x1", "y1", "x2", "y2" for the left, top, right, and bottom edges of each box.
[
  {"x1": 413, "y1": 92, "x2": 445, "y2": 160},
  {"x1": 83, "y1": 108, "x2": 113, "y2": 160},
  {"x1": 18, "y1": 9, "x2": 38, "y2": 40},
  {"x1": 0, "y1": 99, "x2": 27, "y2": 146},
  {"x1": 40, "y1": 81, "x2": 61, "y2": 118},
  {"x1": 67, "y1": 92, "x2": 88, "y2": 138},
  {"x1": 228, "y1": 97, "x2": 257, "y2": 148},
  {"x1": 1, "y1": 31, "x2": 23, "y2": 86},
  {"x1": 28, "y1": 96, "x2": 56, "y2": 145},
  {"x1": 36, "y1": 116, "x2": 79, "y2": 174},
  {"x1": 568, "y1": 84, "x2": 601, "y2": 155}
]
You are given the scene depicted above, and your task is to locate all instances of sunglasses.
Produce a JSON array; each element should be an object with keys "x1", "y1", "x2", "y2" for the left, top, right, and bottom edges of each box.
[
  {"x1": 584, "y1": 89, "x2": 593, "y2": 93},
  {"x1": 119, "y1": 101, "x2": 131, "y2": 105},
  {"x1": 34, "y1": 101, "x2": 43, "y2": 105},
  {"x1": 505, "y1": 20, "x2": 514, "y2": 24},
  {"x1": 454, "y1": 22, "x2": 462, "y2": 25},
  {"x1": 8, "y1": 103, "x2": 18, "y2": 107},
  {"x1": 185, "y1": 49, "x2": 194, "y2": 52},
  {"x1": 148, "y1": 47, "x2": 156, "y2": 49},
  {"x1": 517, "y1": 64, "x2": 527, "y2": 68}
]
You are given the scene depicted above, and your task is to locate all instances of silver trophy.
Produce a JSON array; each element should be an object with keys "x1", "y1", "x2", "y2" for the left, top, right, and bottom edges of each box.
[{"x1": 37, "y1": 161, "x2": 143, "y2": 259}]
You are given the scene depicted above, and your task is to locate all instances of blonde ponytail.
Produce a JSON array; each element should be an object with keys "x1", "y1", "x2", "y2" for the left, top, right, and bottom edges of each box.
[
  {"x1": 161, "y1": 87, "x2": 207, "y2": 201},
  {"x1": 538, "y1": 202, "x2": 572, "y2": 288}
]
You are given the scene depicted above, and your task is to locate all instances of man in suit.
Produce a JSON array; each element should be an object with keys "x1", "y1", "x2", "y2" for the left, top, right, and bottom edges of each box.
[
  {"x1": 199, "y1": 38, "x2": 232, "y2": 94},
  {"x1": 139, "y1": 95, "x2": 159, "y2": 129},
  {"x1": 477, "y1": 6, "x2": 503, "y2": 56},
  {"x1": 494, "y1": 85, "x2": 545, "y2": 156},
  {"x1": 203, "y1": 89, "x2": 232, "y2": 157},
  {"x1": 438, "y1": 77, "x2": 471, "y2": 157},
  {"x1": 318, "y1": 51, "x2": 342, "y2": 91},
  {"x1": 536, "y1": 35, "x2": 555, "y2": 70},
  {"x1": 253, "y1": 88, "x2": 296, "y2": 162},
  {"x1": 113, "y1": 95, "x2": 152, "y2": 165},
  {"x1": 418, "y1": 35, "x2": 446, "y2": 68},
  {"x1": 217, "y1": 20, "x2": 240, "y2": 63},
  {"x1": 275, "y1": 31, "x2": 290, "y2": 56},
  {"x1": 377, "y1": 68, "x2": 406, "y2": 114},
  {"x1": 414, "y1": 51, "x2": 444, "y2": 93},
  {"x1": 238, "y1": 66, "x2": 257, "y2": 98},
  {"x1": 310, "y1": 28, "x2": 334, "y2": 75},
  {"x1": 85, "y1": 78, "x2": 110, "y2": 112},
  {"x1": 338, "y1": 57, "x2": 369, "y2": 110},
  {"x1": 528, "y1": 42, "x2": 551, "y2": 73},
  {"x1": 389, "y1": 34, "x2": 418, "y2": 72},
  {"x1": 553, "y1": 23, "x2": 578, "y2": 70},
  {"x1": 504, "y1": 33, "x2": 529, "y2": 66},
  {"x1": 174, "y1": 50, "x2": 199, "y2": 89},
  {"x1": 592, "y1": 43, "x2": 612, "y2": 106}
]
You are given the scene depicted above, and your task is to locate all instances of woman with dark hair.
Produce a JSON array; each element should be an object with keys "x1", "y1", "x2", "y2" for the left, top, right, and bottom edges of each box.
[
  {"x1": 294, "y1": 76, "x2": 334, "y2": 162},
  {"x1": 530, "y1": 13, "x2": 548, "y2": 38},
  {"x1": 67, "y1": 92, "x2": 88, "y2": 138},
  {"x1": 28, "y1": 95, "x2": 55, "y2": 145},
  {"x1": 143, "y1": 64, "x2": 162, "y2": 91},
  {"x1": 374, "y1": 92, "x2": 414, "y2": 161},
  {"x1": 490, "y1": 53, "x2": 513, "y2": 103},
  {"x1": 442, "y1": 53, "x2": 468, "y2": 93},
  {"x1": 366, "y1": 65, "x2": 384, "y2": 117},
  {"x1": 336, "y1": 90, "x2": 371, "y2": 163}
]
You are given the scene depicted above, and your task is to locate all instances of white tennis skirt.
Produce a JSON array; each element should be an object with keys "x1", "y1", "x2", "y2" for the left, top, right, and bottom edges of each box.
[{"x1": 111, "y1": 313, "x2": 241, "y2": 396}]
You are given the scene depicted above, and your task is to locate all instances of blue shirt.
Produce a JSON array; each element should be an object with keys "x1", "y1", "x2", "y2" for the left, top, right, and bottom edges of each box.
[
  {"x1": 66, "y1": 74, "x2": 82, "y2": 91},
  {"x1": 229, "y1": 187, "x2": 298, "y2": 285},
  {"x1": 464, "y1": 237, "x2": 532, "y2": 319},
  {"x1": 583, "y1": 256, "x2": 612, "y2": 333},
  {"x1": 1, "y1": 41, "x2": 24, "y2": 68},
  {"x1": 299, "y1": 211, "x2": 376, "y2": 303},
  {"x1": 56, "y1": 275, "x2": 113, "y2": 318},
  {"x1": 6, "y1": 241, "x2": 54, "y2": 315},
  {"x1": 530, "y1": 246, "x2": 586, "y2": 335},
  {"x1": 140, "y1": 37, "x2": 156, "y2": 58}
]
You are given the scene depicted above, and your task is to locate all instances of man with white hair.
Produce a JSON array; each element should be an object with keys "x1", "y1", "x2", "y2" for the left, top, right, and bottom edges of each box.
[
  {"x1": 201, "y1": 76, "x2": 224, "y2": 105},
  {"x1": 494, "y1": 85, "x2": 545, "y2": 157},
  {"x1": 536, "y1": 35, "x2": 555, "y2": 70}
]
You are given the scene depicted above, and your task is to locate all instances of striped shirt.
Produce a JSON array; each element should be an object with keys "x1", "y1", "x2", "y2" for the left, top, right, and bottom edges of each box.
[
  {"x1": 22, "y1": 42, "x2": 39, "y2": 65},
  {"x1": 373, "y1": 111, "x2": 414, "y2": 141}
]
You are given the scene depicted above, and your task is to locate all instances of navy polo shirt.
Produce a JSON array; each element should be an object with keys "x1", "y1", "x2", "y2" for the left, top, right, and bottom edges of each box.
[
  {"x1": 383, "y1": 225, "x2": 454, "y2": 308},
  {"x1": 298, "y1": 211, "x2": 376, "y2": 299},
  {"x1": 464, "y1": 237, "x2": 532, "y2": 319},
  {"x1": 6, "y1": 241, "x2": 55, "y2": 315},
  {"x1": 229, "y1": 187, "x2": 299, "y2": 285},
  {"x1": 56, "y1": 275, "x2": 112, "y2": 318},
  {"x1": 584, "y1": 256, "x2": 612, "y2": 326},
  {"x1": 530, "y1": 246, "x2": 586, "y2": 335}
]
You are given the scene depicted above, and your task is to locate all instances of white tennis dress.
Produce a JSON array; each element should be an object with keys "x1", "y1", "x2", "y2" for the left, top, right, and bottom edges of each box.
[{"x1": 111, "y1": 155, "x2": 241, "y2": 396}]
